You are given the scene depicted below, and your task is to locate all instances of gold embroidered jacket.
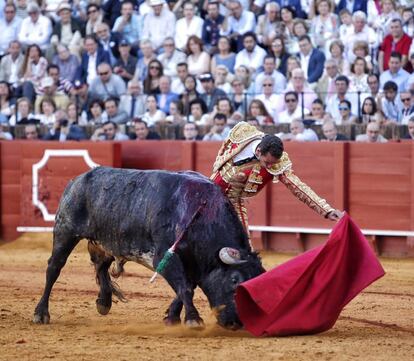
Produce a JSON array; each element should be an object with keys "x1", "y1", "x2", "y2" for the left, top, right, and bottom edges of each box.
[{"x1": 210, "y1": 122, "x2": 334, "y2": 217}]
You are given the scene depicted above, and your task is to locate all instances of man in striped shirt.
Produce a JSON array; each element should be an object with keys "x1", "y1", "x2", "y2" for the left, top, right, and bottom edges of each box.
[{"x1": 36, "y1": 64, "x2": 73, "y2": 96}]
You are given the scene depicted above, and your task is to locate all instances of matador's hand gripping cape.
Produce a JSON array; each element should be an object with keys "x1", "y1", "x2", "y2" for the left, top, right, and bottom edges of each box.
[{"x1": 210, "y1": 122, "x2": 334, "y2": 231}]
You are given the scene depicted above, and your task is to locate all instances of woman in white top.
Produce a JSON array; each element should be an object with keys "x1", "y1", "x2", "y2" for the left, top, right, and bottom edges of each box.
[
  {"x1": 37, "y1": 98, "x2": 57, "y2": 126},
  {"x1": 19, "y1": 44, "x2": 48, "y2": 96},
  {"x1": 174, "y1": 1, "x2": 203, "y2": 51},
  {"x1": 349, "y1": 57, "x2": 370, "y2": 93},
  {"x1": 186, "y1": 35, "x2": 210, "y2": 77},
  {"x1": 311, "y1": 0, "x2": 339, "y2": 55},
  {"x1": 142, "y1": 94, "x2": 166, "y2": 127}
]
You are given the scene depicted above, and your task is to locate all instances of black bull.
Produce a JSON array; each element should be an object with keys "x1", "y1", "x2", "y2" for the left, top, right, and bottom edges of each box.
[{"x1": 33, "y1": 167, "x2": 264, "y2": 329}]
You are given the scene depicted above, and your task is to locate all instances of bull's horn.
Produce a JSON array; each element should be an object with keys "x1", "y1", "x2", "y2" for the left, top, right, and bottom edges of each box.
[{"x1": 219, "y1": 247, "x2": 247, "y2": 265}]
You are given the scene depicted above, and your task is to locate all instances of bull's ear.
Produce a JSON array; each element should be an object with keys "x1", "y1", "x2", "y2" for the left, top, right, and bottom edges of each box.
[{"x1": 219, "y1": 247, "x2": 247, "y2": 265}]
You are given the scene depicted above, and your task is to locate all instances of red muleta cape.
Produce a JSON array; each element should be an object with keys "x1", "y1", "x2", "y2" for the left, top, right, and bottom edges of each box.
[{"x1": 235, "y1": 214, "x2": 385, "y2": 337}]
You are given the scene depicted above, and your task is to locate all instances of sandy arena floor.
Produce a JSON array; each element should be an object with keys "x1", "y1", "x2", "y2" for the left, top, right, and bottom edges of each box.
[{"x1": 0, "y1": 233, "x2": 413, "y2": 361}]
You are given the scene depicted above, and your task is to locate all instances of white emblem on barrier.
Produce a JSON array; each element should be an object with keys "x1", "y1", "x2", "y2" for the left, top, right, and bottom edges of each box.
[{"x1": 32, "y1": 149, "x2": 100, "y2": 222}]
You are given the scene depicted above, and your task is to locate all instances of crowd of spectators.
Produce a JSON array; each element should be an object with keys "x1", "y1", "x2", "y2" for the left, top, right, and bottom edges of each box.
[{"x1": 0, "y1": 0, "x2": 414, "y2": 143}]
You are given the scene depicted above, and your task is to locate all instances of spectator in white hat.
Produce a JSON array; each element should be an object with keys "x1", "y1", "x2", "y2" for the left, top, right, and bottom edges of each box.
[{"x1": 142, "y1": 0, "x2": 176, "y2": 51}]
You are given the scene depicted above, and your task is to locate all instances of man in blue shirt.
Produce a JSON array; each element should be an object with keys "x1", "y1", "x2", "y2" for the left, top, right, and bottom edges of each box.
[
  {"x1": 380, "y1": 52, "x2": 410, "y2": 92},
  {"x1": 112, "y1": 0, "x2": 142, "y2": 53},
  {"x1": 202, "y1": 1, "x2": 225, "y2": 54}
]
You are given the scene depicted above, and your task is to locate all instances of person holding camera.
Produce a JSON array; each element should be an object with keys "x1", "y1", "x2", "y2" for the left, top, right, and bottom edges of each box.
[
  {"x1": 43, "y1": 109, "x2": 87, "y2": 141},
  {"x1": 113, "y1": 40, "x2": 137, "y2": 85}
]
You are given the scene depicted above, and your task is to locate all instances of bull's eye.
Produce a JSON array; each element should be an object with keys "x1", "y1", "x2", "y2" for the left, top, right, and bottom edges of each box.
[{"x1": 230, "y1": 271, "x2": 243, "y2": 287}]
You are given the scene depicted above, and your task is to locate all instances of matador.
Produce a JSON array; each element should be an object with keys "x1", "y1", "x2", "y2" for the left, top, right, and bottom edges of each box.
[{"x1": 210, "y1": 122, "x2": 343, "y2": 239}]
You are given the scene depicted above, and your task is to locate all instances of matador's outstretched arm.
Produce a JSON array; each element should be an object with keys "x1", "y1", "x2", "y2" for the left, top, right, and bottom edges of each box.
[{"x1": 279, "y1": 169, "x2": 337, "y2": 218}]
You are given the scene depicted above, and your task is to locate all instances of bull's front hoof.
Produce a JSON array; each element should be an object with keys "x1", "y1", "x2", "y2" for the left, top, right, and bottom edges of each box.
[
  {"x1": 33, "y1": 312, "x2": 50, "y2": 324},
  {"x1": 96, "y1": 300, "x2": 111, "y2": 315},
  {"x1": 163, "y1": 316, "x2": 181, "y2": 326},
  {"x1": 185, "y1": 318, "x2": 205, "y2": 330},
  {"x1": 223, "y1": 322, "x2": 242, "y2": 331}
]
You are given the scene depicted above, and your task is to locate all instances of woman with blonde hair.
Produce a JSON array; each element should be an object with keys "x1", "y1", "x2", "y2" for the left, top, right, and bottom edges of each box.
[
  {"x1": 329, "y1": 40, "x2": 350, "y2": 75},
  {"x1": 311, "y1": 0, "x2": 339, "y2": 54},
  {"x1": 286, "y1": 56, "x2": 301, "y2": 82},
  {"x1": 371, "y1": 0, "x2": 398, "y2": 42},
  {"x1": 229, "y1": 77, "x2": 250, "y2": 115},
  {"x1": 352, "y1": 41, "x2": 373, "y2": 72},
  {"x1": 214, "y1": 65, "x2": 232, "y2": 93},
  {"x1": 234, "y1": 65, "x2": 254, "y2": 93},
  {"x1": 9, "y1": 97, "x2": 35, "y2": 126},
  {"x1": 288, "y1": 19, "x2": 308, "y2": 54}
]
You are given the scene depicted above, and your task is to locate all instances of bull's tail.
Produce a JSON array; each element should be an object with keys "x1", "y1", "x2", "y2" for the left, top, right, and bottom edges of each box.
[{"x1": 109, "y1": 280, "x2": 127, "y2": 303}]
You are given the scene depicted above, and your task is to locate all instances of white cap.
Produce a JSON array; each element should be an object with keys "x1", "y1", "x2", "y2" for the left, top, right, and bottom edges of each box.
[
  {"x1": 41, "y1": 77, "x2": 54, "y2": 88},
  {"x1": 149, "y1": 0, "x2": 165, "y2": 6}
]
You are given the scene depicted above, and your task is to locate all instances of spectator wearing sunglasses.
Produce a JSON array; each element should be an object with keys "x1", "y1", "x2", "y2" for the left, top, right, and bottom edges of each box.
[
  {"x1": 338, "y1": 99, "x2": 357, "y2": 124},
  {"x1": 88, "y1": 63, "x2": 126, "y2": 101},
  {"x1": 85, "y1": 4, "x2": 104, "y2": 36},
  {"x1": 278, "y1": 91, "x2": 309, "y2": 124},
  {"x1": 399, "y1": 91, "x2": 414, "y2": 125},
  {"x1": 255, "y1": 76, "x2": 279, "y2": 122}
]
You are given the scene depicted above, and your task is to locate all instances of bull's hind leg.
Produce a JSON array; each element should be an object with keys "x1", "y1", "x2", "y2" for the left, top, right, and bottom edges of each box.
[
  {"x1": 33, "y1": 231, "x2": 81, "y2": 324},
  {"x1": 156, "y1": 253, "x2": 204, "y2": 329},
  {"x1": 88, "y1": 242, "x2": 123, "y2": 315},
  {"x1": 163, "y1": 297, "x2": 183, "y2": 325}
]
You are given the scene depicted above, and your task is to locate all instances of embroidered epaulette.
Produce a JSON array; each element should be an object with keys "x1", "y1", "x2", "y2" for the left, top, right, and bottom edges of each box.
[
  {"x1": 229, "y1": 122, "x2": 263, "y2": 144},
  {"x1": 267, "y1": 151, "x2": 292, "y2": 176}
]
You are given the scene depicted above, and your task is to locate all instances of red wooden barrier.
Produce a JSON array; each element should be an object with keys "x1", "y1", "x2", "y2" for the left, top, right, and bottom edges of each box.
[
  {"x1": 1, "y1": 141, "x2": 121, "y2": 241},
  {"x1": 1, "y1": 140, "x2": 413, "y2": 257},
  {"x1": 122, "y1": 140, "x2": 195, "y2": 170}
]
